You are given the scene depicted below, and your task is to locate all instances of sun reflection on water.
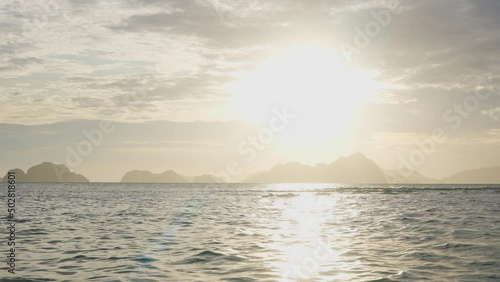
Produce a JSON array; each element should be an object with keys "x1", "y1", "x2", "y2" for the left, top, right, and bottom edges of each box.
[{"x1": 262, "y1": 190, "x2": 358, "y2": 281}]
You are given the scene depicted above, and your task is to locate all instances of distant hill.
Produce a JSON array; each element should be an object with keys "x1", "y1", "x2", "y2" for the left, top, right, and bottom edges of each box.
[
  {"x1": 244, "y1": 152, "x2": 387, "y2": 184},
  {"x1": 245, "y1": 162, "x2": 315, "y2": 183},
  {"x1": 2, "y1": 162, "x2": 89, "y2": 183},
  {"x1": 442, "y1": 167, "x2": 500, "y2": 184},
  {"x1": 121, "y1": 170, "x2": 222, "y2": 183},
  {"x1": 384, "y1": 170, "x2": 439, "y2": 184},
  {"x1": 4, "y1": 160, "x2": 499, "y2": 184}
]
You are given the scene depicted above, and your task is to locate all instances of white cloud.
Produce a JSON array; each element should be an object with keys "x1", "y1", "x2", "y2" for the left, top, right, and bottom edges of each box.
[
  {"x1": 1, "y1": 0, "x2": 500, "y2": 128},
  {"x1": 482, "y1": 107, "x2": 500, "y2": 121}
]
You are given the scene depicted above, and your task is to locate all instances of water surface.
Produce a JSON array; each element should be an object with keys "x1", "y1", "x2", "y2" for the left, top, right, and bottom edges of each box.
[{"x1": 2, "y1": 183, "x2": 499, "y2": 281}]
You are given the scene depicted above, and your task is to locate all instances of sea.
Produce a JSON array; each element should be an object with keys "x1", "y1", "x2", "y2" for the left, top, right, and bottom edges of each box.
[{"x1": 1, "y1": 183, "x2": 499, "y2": 282}]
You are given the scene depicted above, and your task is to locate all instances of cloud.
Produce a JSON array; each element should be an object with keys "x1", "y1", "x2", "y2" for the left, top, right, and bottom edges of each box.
[
  {"x1": 482, "y1": 107, "x2": 500, "y2": 121},
  {"x1": 357, "y1": 0, "x2": 500, "y2": 85},
  {"x1": 1, "y1": 0, "x2": 499, "y2": 131},
  {"x1": 0, "y1": 56, "x2": 44, "y2": 73}
]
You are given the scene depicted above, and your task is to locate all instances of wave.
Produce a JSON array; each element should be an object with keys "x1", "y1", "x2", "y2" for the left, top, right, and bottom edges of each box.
[
  {"x1": 260, "y1": 192, "x2": 299, "y2": 198},
  {"x1": 175, "y1": 250, "x2": 247, "y2": 265}
]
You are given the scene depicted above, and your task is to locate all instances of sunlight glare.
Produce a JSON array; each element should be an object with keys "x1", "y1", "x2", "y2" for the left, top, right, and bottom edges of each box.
[{"x1": 228, "y1": 44, "x2": 385, "y2": 145}]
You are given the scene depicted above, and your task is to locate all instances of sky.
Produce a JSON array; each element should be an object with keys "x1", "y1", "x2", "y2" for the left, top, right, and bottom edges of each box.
[{"x1": 1, "y1": 0, "x2": 499, "y2": 182}]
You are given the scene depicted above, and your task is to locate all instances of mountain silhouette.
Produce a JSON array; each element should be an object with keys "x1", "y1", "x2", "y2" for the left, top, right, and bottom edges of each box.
[
  {"x1": 2, "y1": 162, "x2": 89, "y2": 183},
  {"x1": 384, "y1": 169, "x2": 439, "y2": 184},
  {"x1": 121, "y1": 170, "x2": 222, "y2": 183},
  {"x1": 442, "y1": 167, "x2": 500, "y2": 184},
  {"x1": 3, "y1": 158, "x2": 499, "y2": 184},
  {"x1": 244, "y1": 152, "x2": 387, "y2": 183}
]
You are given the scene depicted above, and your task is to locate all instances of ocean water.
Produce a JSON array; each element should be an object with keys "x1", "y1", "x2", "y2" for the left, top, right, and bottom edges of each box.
[{"x1": 2, "y1": 183, "x2": 500, "y2": 282}]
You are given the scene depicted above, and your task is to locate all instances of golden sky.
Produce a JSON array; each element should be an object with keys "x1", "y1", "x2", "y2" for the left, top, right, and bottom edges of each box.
[{"x1": 1, "y1": 0, "x2": 499, "y2": 181}]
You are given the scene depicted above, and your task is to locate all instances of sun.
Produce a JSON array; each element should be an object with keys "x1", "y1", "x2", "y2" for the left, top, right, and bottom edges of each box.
[{"x1": 227, "y1": 43, "x2": 384, "y2": 145}]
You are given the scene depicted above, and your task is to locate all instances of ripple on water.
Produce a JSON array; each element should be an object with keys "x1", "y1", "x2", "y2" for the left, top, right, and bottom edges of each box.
[
  {"x1": 12, "y1": 183, "x2": 500, "y2": 281},
  {"x1": 174, "y1": 250, "x2": 248, "y2": 265},
  {"x1": 133, "y1": 257, "x2": 158, "y2": 263}
]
